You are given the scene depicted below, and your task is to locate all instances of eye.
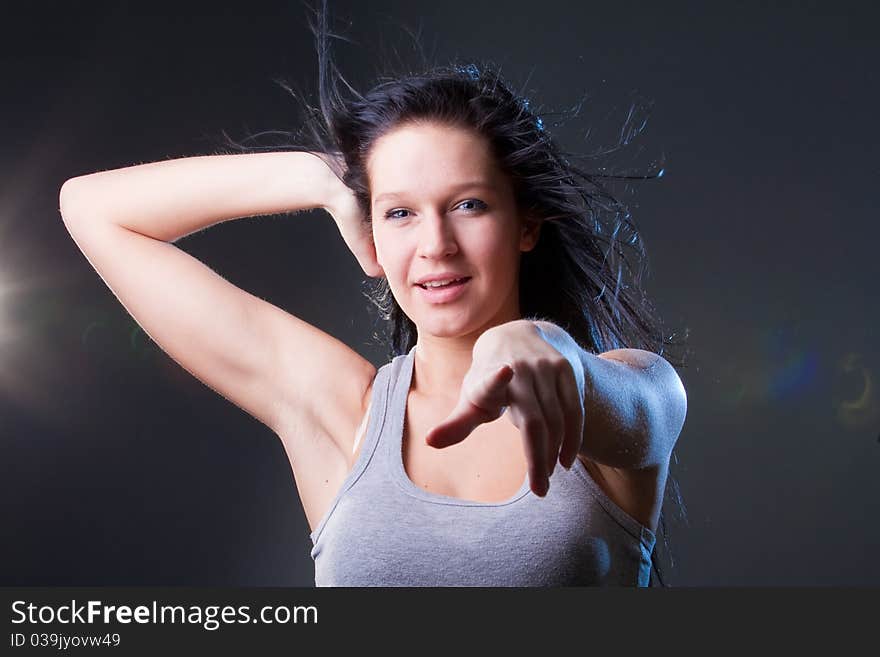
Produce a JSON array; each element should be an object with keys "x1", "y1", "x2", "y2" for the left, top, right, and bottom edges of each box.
[
  {"x1": 457, "y1": 199, "x2": 488, "y2": 213},
  {"x1": 384, "y1": 208, "x2": 411, "y2": 220},
  {"x1": 383, "y1": 199, "x2": 487, "y2": 220}
]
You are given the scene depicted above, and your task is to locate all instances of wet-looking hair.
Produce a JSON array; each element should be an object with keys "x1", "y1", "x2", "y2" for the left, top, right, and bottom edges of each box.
[{"x1": 218, "y1": 0, "x2": 690, "y2": 588}]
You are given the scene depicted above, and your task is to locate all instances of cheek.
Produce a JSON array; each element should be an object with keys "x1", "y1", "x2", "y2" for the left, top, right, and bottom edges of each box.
[{"x1": 471, "y1": 229, "x2": 519, "y2": 276}]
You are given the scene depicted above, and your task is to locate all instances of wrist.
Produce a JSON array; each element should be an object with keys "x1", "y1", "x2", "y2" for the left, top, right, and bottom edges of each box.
[
  {"x1": 530, "y1": 320, "x2": 588, "y2": 405},
  {"x1": 307, "y1": 152, "x2": 348, "y2": 212}
]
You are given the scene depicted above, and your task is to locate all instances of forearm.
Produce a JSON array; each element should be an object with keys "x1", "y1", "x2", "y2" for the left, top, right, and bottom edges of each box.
[
  {"x1": 59, "y1": 151, "x2": 336, "y2": 242},
  {"x1": 532, "y1": 320, "x2": 685, "y2": 470}
]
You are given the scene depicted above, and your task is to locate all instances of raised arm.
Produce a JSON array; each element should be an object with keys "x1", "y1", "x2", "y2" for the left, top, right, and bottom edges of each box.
[
  {"x1": 58, "y1": 152, "x2": 377, "y2": 452},
  {"x1": 61, "y1": 152, "x2": 336, "y2": 241}
]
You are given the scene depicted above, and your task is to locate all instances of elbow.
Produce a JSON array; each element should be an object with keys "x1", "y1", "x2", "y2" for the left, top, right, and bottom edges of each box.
[
  {"x1": 60, "y1": 174, "x2": 106, "y2": 223},
  {"x1": 59, "y1": 177, "x2": 88, "y2": 224}
]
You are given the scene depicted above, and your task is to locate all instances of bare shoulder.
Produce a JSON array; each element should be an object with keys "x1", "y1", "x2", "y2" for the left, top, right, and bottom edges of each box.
[{"x1": 577, "y1": 454, "x2": 670, "y2": 535}]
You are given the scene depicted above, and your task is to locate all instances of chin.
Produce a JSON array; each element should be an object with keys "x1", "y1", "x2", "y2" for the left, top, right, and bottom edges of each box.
[
  {"x1": 403, "y1": 285, "x2": 500, "y2": 338},
  {"x1": 417, "y1": 319, "x2": 470, "y2": 338},
  {"x1": 412, "y1": 310, "x2": 480, "y2": 339}
]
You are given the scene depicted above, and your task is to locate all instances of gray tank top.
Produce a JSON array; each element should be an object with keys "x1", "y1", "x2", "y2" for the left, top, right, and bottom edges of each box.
[{"x1": 309, "y1": 345, "x2": 657, "y2": 586}]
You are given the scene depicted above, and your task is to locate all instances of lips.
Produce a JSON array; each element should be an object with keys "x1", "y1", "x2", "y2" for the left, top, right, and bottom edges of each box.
[
  {"x1": 414, "y1": 272, "x2": 472, "y2": 286},
  {"x1": 415, "y1": 277, "x2": 472, "y2": 303},
  {"x1": 416, "y1": 276, "x2": 471, "y2": 289}
]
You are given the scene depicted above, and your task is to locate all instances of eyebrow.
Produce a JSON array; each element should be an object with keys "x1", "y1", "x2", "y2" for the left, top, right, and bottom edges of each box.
[{"x1": 373, "y1": 181, "x2": 493, "y2": 205}]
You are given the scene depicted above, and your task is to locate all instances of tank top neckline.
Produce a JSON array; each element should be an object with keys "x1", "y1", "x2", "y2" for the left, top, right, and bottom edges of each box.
[{"x1": 388, "y1": 344, "x2": 532, "y2": 507}]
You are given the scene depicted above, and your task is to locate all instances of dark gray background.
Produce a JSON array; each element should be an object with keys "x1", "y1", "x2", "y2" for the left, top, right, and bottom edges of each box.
[{"x1": 2, "y1": 0, "x2": 877, "y2": 586}]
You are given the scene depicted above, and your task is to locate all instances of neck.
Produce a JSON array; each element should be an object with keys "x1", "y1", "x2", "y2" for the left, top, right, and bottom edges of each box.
[
  {"x1": 412, "y1": 308, "x2": 523, "y2": 402},
  {"x1": 411, "y1": 334, "x2": 477, "y2": 403}
]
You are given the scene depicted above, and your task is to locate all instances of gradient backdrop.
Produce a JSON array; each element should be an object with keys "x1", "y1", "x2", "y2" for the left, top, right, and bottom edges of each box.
[{"x1": 1, "y1": 0, "x2": 877, "y2": 586}]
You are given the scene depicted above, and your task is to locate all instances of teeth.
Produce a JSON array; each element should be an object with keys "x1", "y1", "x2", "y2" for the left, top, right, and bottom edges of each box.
[{"x1": 422, "y1": 278, "x2": 461, "y2": 288}]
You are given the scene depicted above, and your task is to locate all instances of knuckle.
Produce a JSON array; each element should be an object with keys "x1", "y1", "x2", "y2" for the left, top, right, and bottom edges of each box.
[
  {"x1": 553, "y1": 357, "x2": 570, "y2": 372},
  {"x1": 535, "y1": 357, "x2": 555, "y2": 374}
]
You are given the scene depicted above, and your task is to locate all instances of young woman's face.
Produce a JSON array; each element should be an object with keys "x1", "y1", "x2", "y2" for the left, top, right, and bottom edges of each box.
[{"x1": 367, "y1": 121, "x2": 540, "y2": 339}]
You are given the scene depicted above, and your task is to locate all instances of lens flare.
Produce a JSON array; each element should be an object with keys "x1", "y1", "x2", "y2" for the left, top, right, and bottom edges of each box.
[
  {"x1": 835, "y1": 353, "x2": 879, "y2": 430},
  {"x1": 759, "y1": 325, "x2": 820, "y2": 402}
]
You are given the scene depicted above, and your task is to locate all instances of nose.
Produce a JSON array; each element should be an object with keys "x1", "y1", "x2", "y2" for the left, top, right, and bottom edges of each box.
[{"x1": 416, "y1": 211, "x2": 459, "y2": 259}]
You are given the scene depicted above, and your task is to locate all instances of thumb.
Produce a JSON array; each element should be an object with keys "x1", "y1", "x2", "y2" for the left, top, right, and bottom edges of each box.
[{"x1": 426, "y1": 364, "x2": 514, "y2": 449}]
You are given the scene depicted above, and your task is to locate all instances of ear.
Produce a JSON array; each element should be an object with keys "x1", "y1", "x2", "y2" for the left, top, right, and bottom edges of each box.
[{"x1": 519, "y1": 214, "x2": 542, "y2": 252}]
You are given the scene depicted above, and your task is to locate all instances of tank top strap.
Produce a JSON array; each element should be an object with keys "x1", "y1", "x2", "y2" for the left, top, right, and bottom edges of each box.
[
  {"x1": 379, "y1": 345, "x2": 417, "y2": 466},
  {"x1": 310, "y1": 344, "x2": 657, "y2": 585},
  {"x1": 308, "y1": 346, "x2": 414, "y2": 545}
]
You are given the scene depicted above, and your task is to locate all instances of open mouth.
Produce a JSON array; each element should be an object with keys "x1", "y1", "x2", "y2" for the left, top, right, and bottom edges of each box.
[{"x1": 417, "y1": 277, "x2": 471, "y2": 290}]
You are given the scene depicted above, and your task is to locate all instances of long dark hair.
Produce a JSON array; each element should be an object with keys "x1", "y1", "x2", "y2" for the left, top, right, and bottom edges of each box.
[{"x1": 217, "y1": 0, "x2": 690, "y2": 587}]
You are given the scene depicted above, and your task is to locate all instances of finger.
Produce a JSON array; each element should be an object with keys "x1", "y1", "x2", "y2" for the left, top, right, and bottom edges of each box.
[
  {"x1": 471, "y1": 363, "x2": 515, "y2": 417},
  {"x1": 427, "y1": 365, "x2": 514, "y2": 448},
  {"x1": 424, "y1": 399, "x2": 482, "y2": 448},
  {"x1": 532, "y1": 361, "x2": 566, "y2": 479},
  {"x1": 556, "y1": 362, "x2": 585, "y2": 470},
  {"x1": 508, "y1": 375, "x2": 550, "y2": 496}
]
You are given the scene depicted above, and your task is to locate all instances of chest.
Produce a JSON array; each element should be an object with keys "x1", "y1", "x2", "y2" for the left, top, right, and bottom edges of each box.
[{"x1": 401, "y1": 393, "x2": 530, "y2": 504}]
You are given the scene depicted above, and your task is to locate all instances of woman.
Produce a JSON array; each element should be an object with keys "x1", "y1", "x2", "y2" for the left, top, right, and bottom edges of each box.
[{"x1": 58, "y1": 6, "x2": 687, "y2": 586}]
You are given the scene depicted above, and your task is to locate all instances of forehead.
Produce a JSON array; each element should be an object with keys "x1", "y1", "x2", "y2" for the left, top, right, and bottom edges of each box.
[{"x1": 367, "y1": 122, "x2": 501, "y2": 201}]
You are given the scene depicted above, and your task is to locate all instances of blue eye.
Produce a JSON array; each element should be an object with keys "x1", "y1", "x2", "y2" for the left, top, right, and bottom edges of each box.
[
  {"x1": 384, "y1": 199, "x2": 487, "y2": 220},
  {"x1": 458, "y1": 199, "x2": 487, "y2": 213}
]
